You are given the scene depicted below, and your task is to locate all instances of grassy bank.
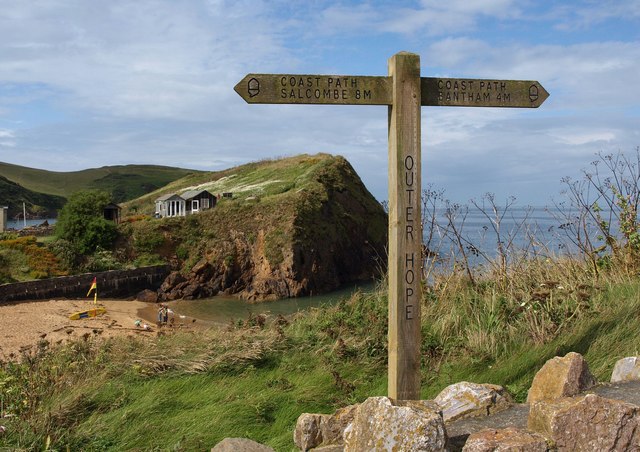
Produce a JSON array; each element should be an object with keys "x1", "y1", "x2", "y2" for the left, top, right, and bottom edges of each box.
[{"x1": 2, "y1": 270, "x2": 640, "y2": 450}]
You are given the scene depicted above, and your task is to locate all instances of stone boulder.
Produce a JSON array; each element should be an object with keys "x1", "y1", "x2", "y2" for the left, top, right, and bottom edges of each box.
[
  {"x1": 136, "y1": 289, "x2": 158, "y2": 303},
  {"x1": 294, "y1": 413, "x2": 324, "y2": 451},
  {"x1": 527, "y1": 352, "x2": 596, "y2": 403},
  {"x1": 191, "y1": 259, "x2": 215, "y2": 282},
  {"x1": 211, "y1": 437, "x2": 274, "y2": 451},
  {"x1": 160, "y1": 271, "x2": 186, "y2": 293},
  {"x1": 293, "y1": 404, "x2": 358, "y2": 451},
  {"x1": 343, "y1": 397, "x2": 446, "y2": 451},
  {"x1": 611, "y1": 356, "x2": 640, "y2": 382},
  {"x1": 462, "y1": 428, "x2": 548, "y2": 452},
  {"x1": 528, "y1": 394, "x2": 640, "y2": 450},
  {"x1": 433, "y1": 381, "x2": 512, "y2": 422}
]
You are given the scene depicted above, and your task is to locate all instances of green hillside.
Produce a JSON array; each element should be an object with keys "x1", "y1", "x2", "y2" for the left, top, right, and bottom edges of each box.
[
  {"x1": 0, "y1": 175, "x2": 66, "y2": 218},
  {"x1": 123, "y1": 154, "x2": 348, "y2": 215},
  {"x1": 0, "y1": 162, "x2": 200, "y2": 204},
  {"x1": 121, "y1": 153, "x2": 387, "y2": 300}
]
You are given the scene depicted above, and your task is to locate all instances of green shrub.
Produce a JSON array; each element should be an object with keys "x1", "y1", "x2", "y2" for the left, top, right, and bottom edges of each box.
[
  {"x1": 264, "y1": 228, "x2": 286, "y2": 266},
  {"x1": 84, "y1": 250, "x2": 123, "y2": 272},
  {"x1": 132, "y1": 224, "x2": 164, "y2": 253},
  {"x1": 133, "y1": 253, "x2": 164, "y2": 267},
  {"x1": 55, "y1": 190, "x2": 118, "y2": 256}
]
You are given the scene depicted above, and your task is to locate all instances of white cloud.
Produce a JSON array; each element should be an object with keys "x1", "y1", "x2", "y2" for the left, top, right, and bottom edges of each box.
[
  {"x1": 549, "y1": 129, "x2": 617, "y2": 146},
  {"x1": 0, "y1": 0, "x2": 289, "y2": 120},
  {"x1": 0, "y1": 0, "x2": 638, "y2": 207},
  {"x1": 551, "y1": 0, "x2": 640, "y2": 30},
  {"x1": 425, "y1": 39, "x2": 640, "y2": 111}
]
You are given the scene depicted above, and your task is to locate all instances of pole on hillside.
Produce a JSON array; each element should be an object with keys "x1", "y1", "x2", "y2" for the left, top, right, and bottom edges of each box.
[{"x1": 387, "y1": 52, "x2": 422, "y2": 400}]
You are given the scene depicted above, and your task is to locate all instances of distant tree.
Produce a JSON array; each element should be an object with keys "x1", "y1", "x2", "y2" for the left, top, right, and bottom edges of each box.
[{"x1": 55, "y1": 190, "x2": 118, "y2": 255}]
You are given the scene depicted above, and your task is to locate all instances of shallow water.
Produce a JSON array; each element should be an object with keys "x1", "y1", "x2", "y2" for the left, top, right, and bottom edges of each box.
[{"x1": 164, "y1": 281, "x2": 376, "y2": 325}]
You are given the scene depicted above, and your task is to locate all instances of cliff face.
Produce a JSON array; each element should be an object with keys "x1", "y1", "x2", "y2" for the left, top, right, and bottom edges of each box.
[{"x1": 124, "y1": 154, "x2": 387, "y2": 301}]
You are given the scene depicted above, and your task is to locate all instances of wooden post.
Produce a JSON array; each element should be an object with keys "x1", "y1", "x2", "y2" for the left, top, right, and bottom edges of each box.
[
  {"x1": 387, "y1": 52, "x2": 422, "y2": 400},
  {"x1": 234, "y1": 54, "x2": 549, "y2": 402}
]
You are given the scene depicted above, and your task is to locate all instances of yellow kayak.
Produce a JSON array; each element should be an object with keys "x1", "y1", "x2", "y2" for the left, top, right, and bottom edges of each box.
[{"x1": 69, "y1": 307, "x2": 107, "y2": 320}]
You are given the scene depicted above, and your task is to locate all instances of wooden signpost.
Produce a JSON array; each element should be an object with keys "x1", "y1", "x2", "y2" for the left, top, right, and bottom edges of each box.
[{"x1": 235, "y1": 52, "x2": 549, "y2": 400}]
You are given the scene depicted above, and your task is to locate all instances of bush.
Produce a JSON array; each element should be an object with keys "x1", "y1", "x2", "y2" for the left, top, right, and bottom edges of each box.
[
  {"x1": 0, "y1": 236, "x2": 65, "y2": 280},
  {"x1": 55, "y1": 190, "x2": 118, "y2": 256},
  {"x1": 84, "y1": 250, "x2": 123, "y2": 272},
  {"x1": 131, "y1": 223, "x2": 164, "y2": 253}
]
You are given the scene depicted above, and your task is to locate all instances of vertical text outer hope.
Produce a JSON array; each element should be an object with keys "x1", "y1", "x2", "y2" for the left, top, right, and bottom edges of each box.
[{"x1": 387, "y1": 52, "x2": 422, "y2": 401}]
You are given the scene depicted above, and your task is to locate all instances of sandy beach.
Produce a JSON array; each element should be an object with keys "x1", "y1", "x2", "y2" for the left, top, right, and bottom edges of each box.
[{"x1": 0, "y1": 299, "x2": 198, "y2": 359}]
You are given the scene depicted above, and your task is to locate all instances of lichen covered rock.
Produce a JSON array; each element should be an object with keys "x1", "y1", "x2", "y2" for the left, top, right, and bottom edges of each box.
[
  {"x1": 462, "y1": 427, "x2": 548, "y2": 452},
  {"x1": 434, "y1": 381, "x2": 512, "y2": 422},
  {"x1": 527, "y1": 352, "x2": 596, "y2": 403},
  {"x1": 611, "y1": 356, "x2": 640, "y2": 383},
  {"x1": 293, "y1": 404, "x2": 358, "y2": 451},
  {"x1": 343, "y1": 397, "x2": 446, "y2": 451},
  {"x1": 211, "y1": 437, "x2": 274, "y2": 451},
  {"x1": 528, "y1": 394, "x2": 640, "y2": 450}
]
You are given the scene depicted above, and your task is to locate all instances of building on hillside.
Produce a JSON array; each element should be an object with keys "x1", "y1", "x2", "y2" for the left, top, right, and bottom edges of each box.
[
  {"x1": 0, "y1": 206, "x2": 7, "y2": 231},
  {"x1": 181, "y1": 189, "x2": 217, "y2": 215},
  {"x1": 103, "y1": 203, "x2": 122, "y2": 224},
  {"x1": 155, "y1": 193, "x2": 186, "y2": 218},
  {"x1": 154, "y1": 190, "x2": 216, "y2": 218}
]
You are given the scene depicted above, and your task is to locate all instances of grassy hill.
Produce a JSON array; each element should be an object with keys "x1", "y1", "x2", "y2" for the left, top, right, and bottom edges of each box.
[
  {"x1": 121, "y1": 153, "x2": 387, "y2": 300},
  {"x1": 0, "y1": 175, "x2": 66, "y2": 218},
  {"x1": 0, "y1": 162, "x2": 200, "y2": 206},
  {"x1": 123, "y1": 154, "x2": 344, "y2": 215}
]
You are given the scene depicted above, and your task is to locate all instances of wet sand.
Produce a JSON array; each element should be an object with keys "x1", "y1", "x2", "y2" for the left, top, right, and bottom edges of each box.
[{"x1": 0, "y1": 299, "x2": 201, "y2": 359}]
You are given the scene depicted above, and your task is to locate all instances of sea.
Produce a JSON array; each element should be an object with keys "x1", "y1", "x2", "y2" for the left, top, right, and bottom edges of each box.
[
  {"x1": 5, "y1": 218, "x2": 57, "y2": 230},
  {"x1": 421, "y1": 205, "x2": 605, "y2": 266}
]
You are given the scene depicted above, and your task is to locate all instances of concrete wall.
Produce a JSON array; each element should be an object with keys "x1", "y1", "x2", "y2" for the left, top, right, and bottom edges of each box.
[{"x1": 0, "y1": 265, "x2": 170, "y2": 303}]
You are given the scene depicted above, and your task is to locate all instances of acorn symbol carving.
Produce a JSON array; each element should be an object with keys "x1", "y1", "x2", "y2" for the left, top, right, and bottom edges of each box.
[
  {"x1": 248, "y1": 78, "x2": 260, "y2": 97},
  {"x1": 529, "y1": 84, "x2": 539, "y2": 102}
]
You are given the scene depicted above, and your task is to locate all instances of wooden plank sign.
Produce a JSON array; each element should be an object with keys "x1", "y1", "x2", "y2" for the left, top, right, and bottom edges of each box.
[
  {"x1": 234, "y1": 53, "x2": 549, "y2": 401},
  {"x1": 421, "y1": 77, "x2": 549, "y2": 108},
  {"x1": 234, "y1": 74, "x2": 391, "y2": 105}
]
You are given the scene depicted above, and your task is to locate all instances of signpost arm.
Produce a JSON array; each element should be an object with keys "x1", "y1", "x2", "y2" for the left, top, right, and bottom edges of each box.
[{"x1": 387, "y1": 52, "x2": 422, "y2": 400}]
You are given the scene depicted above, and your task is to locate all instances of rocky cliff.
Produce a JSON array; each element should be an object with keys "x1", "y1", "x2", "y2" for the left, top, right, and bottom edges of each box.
[{"x1": 122, "y1": 154, "x2": 387, "y2": 301}]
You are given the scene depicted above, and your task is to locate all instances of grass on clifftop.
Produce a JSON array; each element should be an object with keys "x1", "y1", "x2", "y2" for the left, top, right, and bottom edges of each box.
[{"x1": 122, "y1": 154, "x2": 352, "y2": 216}]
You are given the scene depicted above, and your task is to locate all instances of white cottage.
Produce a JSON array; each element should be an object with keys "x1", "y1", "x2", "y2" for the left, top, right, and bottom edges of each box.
[{"x1": 155, "y1": 194, "x2": 186, "y2": 218}]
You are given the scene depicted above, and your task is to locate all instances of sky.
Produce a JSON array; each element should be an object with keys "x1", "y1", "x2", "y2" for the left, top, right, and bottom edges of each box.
[{"x1": 0, "y1": 0, "x2": 639, "y2": 206}]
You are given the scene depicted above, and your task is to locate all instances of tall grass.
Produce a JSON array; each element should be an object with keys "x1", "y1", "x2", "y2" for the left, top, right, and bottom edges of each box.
[{"x1": 3, "y1": 271, "x2": 640, "y2": 450}]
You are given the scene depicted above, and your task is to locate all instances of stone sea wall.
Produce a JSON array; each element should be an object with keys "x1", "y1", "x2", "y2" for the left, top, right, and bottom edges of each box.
[{"x1": 0, "y1": 265, "x2": 170, "y2": 304}]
